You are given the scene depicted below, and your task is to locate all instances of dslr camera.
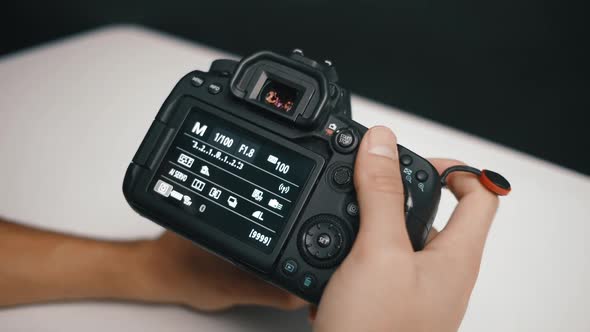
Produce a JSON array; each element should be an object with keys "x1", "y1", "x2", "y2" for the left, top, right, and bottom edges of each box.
[{"x1": 123, "y1": 50, "x2": 441, "y2": 304}]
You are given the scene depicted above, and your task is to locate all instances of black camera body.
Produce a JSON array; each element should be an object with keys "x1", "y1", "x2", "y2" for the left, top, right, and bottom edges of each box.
[{"x1": 123, "y1": 50, "x2": 441, "y2": 304}]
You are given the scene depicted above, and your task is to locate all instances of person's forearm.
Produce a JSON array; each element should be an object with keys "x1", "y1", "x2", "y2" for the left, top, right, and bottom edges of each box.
[{"x1": 0, "y1": 218, "x2": 152, "y2": 307}]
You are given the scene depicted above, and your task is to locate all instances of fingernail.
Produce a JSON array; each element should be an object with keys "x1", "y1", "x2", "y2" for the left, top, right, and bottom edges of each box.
[{"x1": 367, "y1": 126, "x2": 397, "y2": 160}]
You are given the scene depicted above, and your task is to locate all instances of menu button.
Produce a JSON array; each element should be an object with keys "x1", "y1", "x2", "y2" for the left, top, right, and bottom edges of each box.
[{"x1": 191, "y1": 76, "x2": 205, "y2": 87}]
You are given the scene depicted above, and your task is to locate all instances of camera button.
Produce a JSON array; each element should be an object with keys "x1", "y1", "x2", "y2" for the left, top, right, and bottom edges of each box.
[
  {"x1": 346, "y1": 201, "x2": 359, "y2": 217},
  {"x1": 208, "y1": 83, "x2": 222, "y2": 95},
  {"x1": 335, "y1": 129, "x2": 355, "y2": 148},
  {"x1": 332, "y1": 128, "x2": 359, "y2": 153},
  {"x1": 281, "y1": 259, "x2": 299, "y2": 276},
  {"x1": 300, "y1": 273, "x2": 317, "y2": 291},
  {"x1": 329, "y1": 83, "x2": 339, "y2": 98},
  {"x1": 416, "y1": 170, "x2": 428, "y2": 182},
  {"x1": 400, "y1": 154, "x2": 413, "y2": 166},
  {"x1": 317, "y1": 233, "x2": 332, "y2": 248},
  {"x1": 299, "y1": 216, "x2": 351, "y2": 268},
  {"x1": 332, "y1": 166, "x2": 352, "y2": 186},
  {"x1": 191, "y1": 76, "x2": 205, "y2": 87}
]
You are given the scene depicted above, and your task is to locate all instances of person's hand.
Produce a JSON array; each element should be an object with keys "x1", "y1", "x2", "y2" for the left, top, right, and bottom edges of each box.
[
  {"x1": 136, "y1": 231, "x2": 306, "y2": 311},
  {"x1": 312, "y1": 126, "x2": 499, "y2": 332}
]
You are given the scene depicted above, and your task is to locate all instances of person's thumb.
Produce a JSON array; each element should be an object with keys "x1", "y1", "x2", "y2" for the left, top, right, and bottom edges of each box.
[{"x1": 352, "y1": 126, "x2": 411, "y2": 252}]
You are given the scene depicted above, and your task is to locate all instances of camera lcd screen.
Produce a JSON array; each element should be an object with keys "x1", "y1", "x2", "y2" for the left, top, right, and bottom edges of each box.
[
  {"x1": 150, "y1": 109, "x2": 317, "y2": 253},
  {"x1": 259, "y1": 79, "x2": 301, "y2": 113}
]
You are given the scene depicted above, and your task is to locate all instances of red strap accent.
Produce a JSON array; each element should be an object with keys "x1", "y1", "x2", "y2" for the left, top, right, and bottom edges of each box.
[{"x1": 479, "y1": 171, "x2": 511, "y2": 196}]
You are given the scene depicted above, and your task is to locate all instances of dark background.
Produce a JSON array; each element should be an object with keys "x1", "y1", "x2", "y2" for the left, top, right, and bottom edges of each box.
[{"x1": 2, "y1": 1, "x2": 588, "y2": 175}]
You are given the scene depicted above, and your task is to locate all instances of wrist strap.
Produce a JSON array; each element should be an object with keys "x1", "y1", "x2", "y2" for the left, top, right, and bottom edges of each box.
[{"x1": 440, "y1": 166, "x2": 511, "y2": 196}]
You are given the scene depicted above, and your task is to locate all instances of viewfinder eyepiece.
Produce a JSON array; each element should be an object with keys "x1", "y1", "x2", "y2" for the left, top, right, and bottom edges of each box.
[
  {"x1": 259, "y1": 79, "x2": 301, "y2": 114},
  {"x1": 229, "y1": 51, "x2": 330, "y2": 128}
]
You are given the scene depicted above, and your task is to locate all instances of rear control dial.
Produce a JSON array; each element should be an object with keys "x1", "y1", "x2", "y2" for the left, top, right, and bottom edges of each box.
[
  {"x1": 304, "y1": 224, "x2": 342, "y2": 259},
  {"x1": 299, "y1": 215, "x2": 351, "y2": 268}
]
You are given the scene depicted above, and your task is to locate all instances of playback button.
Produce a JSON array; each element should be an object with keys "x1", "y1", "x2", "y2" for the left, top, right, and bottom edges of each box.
[{"x1": 281, "y1": 258, "x2": 298, "y2": 276}]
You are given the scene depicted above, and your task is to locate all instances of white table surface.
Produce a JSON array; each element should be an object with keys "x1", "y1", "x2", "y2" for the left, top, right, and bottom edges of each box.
[{"x1": 0, "y1": 25, "x2": 588, "y2": 332}]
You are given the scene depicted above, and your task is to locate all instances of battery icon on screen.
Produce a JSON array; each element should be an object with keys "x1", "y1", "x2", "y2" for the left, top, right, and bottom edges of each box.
[{"x1": 267, "y1": 155, "x2": 278, "y2": 164}]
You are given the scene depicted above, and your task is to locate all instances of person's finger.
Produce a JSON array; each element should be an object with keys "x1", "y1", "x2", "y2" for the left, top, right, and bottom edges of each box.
[
  {"x1": 352, "y1": 126, "x2": 412, "y2": 252},
  {"x1": 426, "y1": 158, "x2": 499, "y2": 261},
  {"x1": 428, "y1": 158, "x2": 496, "y2": 202}
]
